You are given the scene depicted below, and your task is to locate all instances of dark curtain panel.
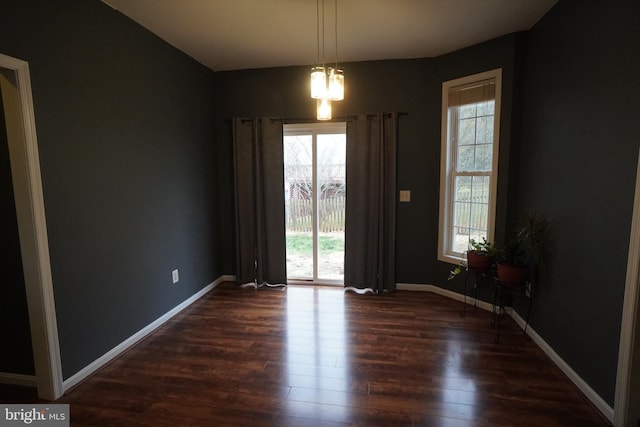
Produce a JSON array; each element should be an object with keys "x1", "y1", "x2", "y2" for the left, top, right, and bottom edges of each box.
[
  {"x1": 232, "y1": 117, "x2": 287, "y2": 286},
  {"x1": 344, "y1": 113, "x2": 398, "y2": 292}
]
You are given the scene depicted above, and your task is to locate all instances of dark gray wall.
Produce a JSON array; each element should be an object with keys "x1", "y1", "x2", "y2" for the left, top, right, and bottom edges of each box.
[
  {"x1": 215, "y1": 35, "x2": 524, "y2": 291},
  {"x1": 0, "y1": 84, "x2": 35, "y2": 375},
  {"x1": 517, "y1": 0, "x2": 640, "y2": 405},
  {"x1": 0, "y1": 0, "x2": 221, "y2": 379}
]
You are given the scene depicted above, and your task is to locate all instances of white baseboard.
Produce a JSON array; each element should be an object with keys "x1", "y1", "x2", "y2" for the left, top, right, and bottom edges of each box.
[
  {"x1": 507, "y1": 308, "x2": 614, "y2": 422},
  {"x1": 397, "y1": 282, "x2": 494, "y2": 312},
  {"x1": 62, "y1": 276, "x2": 224, "y2": 392},
  {"x1": 0, "y1": 372, "x2": 37, "y2": 388},
  {"x1": 397, "y1": 282, "x2": 614, "y2": 423}
]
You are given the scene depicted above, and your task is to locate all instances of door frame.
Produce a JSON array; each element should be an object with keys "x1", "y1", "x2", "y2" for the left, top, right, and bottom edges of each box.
[
  {"x1": 283, "y1": 122, "x2": 346, "y2": 285},
  {"x1": 0, "y1": 53, "x2": 63, "y2": 400},
  {"x1": 614, "y1": 148, "x2": 640, "y2": 426}
]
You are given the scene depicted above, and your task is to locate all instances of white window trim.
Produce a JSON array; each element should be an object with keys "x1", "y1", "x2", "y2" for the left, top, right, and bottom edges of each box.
[{"x1": 438, "y1": 69, "x2": 502, "y2": 265}]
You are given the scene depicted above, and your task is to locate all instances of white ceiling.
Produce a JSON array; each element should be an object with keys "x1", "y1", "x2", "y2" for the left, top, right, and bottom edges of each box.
[{"x1": 102, "y1": 0, "x2": 558, "y2": 72}]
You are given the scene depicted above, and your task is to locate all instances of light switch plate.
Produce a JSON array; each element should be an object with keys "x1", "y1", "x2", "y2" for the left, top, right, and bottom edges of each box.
[{"x1": 399, "y1": 190, "x2": 411, "y2": 202}]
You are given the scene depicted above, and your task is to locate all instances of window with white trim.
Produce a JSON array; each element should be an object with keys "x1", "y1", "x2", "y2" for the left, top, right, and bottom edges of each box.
[{"x1": 438, "y1": 69, "x2": 502, "y2": 264}]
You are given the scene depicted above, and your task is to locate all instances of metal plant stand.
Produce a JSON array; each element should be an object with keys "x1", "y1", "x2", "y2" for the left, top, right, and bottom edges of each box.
[
  {"x1": 461, "y1": 268, "x2": 485, "y2": 317},
  {"x1": 491, "y1": 279, "x2": 533, "y2": 343}
]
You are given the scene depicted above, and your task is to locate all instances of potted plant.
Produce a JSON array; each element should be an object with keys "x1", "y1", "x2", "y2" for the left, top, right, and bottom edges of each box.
[
  {"x1": 496, "y1": 234, "x2": 529, "y2": 286},
  {"x1": 466, "y1": 238, "x2": 496, "y2": 273},
  {"x1": 447, "y1": 238, "x2": 496, "y2": 281},
  {"x1": 497, "y1": 212, "x2": 550, "y2": 286}
]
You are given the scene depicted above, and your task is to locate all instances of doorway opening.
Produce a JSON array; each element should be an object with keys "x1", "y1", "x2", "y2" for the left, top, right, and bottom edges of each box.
[{"x1": 284, "y1": 122, "x2": 346, "y2": 285}]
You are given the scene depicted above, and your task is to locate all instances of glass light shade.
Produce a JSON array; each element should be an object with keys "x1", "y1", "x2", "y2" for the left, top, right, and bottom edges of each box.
[
  {"x1": 328, "y1": 68, "x2": 344, "y2": 101},
  {"x1": 310, "y1": 66, "x2": 327, "y2": 99},
  {"x1": 317, "y1": 97, "x2": 332, "y2": 120}
]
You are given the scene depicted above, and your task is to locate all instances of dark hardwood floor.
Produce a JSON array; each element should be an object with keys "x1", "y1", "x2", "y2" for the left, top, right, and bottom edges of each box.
[{"x1": 2, "y1": 283, "x2": 609, "y2": 426}]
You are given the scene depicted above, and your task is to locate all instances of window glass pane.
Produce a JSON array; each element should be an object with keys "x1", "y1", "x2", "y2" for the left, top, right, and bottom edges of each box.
[
  {"x1": 455, "y1": 113, "x2": 495, "y2": 172},
  {"x1": 474, "y1": 144, "x2": 492, "y2": 171},
  {"x1": 454, "y1": 201, "x2": 470, "y2": 229},
  {"x1": 469, "y1": 203, "x2": 488, "y2": 237},
  {"x1": 457, "y1": 145, "x2": 475, "y2": 171},
  {"x1": 459, "y1": 104, "x2": 476, "y2": 119},
  {"x1": 475, "y1": 116, "x2": 492, "y2": 145},
  {"x1": 471, "y1": 175, "x2": 489, "y2": 203},
  {"x1": 453, "y1": 175, "x2": 490, "y2": 249},
  {"x1": 452, "y1": 202, "x2": 471, "y2": 253},
  {"x1": 477, "y1": 100, "x2": 495, "y2": 116},
  {"x1": 452, "y1": 225, "x2": 469, "y2": 254},
  {"x1": 454, "y1": 176, "x2": 471, "y2": 201},
  {"x1": 458, "y1": 117, "x2": 476, "y2": 145}
]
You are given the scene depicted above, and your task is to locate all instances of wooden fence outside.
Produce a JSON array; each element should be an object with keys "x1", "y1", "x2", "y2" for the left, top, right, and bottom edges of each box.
[{"x1": 286, "y1": 196, "x2": 345, "y2": 233}]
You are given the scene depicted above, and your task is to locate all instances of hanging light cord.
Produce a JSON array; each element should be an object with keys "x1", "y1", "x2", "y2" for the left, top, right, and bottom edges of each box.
[
  {"x1": 316, "y1": 0, "x2": 320, "y2": 65},
  {"x1": 321, "y1": 0, "x2": 326, "y2": 67},
  {"x1": 314, "y1": 0, "x2": 336, "y2": 69},
  {"x1": 334, "y1": 0, "x2": 338, "y2": 68}
]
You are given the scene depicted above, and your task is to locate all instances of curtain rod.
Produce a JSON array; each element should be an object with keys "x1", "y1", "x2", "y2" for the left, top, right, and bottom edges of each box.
[
  {"x1": 233, "y1": 117, "x2": 283, "y2": 124},
  {"x1": 230, "y1": 113, "x2": 408, "y2": 125},
  {"x1": 284, "y1": 112, "x2": 408, "y2": 124}
]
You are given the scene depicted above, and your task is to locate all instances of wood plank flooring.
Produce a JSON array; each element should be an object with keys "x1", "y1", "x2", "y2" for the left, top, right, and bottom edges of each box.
[{"x1": 2, "y1": 283, "x2": 609, "y2": 426}]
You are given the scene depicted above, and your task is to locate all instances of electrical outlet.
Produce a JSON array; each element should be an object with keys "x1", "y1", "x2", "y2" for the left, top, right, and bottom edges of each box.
[
  {"x1": 525, "y1": 281, "x2": 531, "y2": 298},
  {"x1": 172, "y1": 269, "x2": 179, "y2": 284}
]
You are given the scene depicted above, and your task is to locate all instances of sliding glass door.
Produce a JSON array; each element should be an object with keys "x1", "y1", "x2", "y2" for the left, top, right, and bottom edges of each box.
[{"x1": 283, "y1": 123, "x2": 346, "y2": 284}]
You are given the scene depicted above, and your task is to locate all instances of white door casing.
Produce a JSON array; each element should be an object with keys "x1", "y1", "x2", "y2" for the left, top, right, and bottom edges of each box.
[
  {"x1": 0, "y1": 53, "x2": 63, "y2": 400},
  {"x1": 614, "y1": 148, "x2": 640, "y2": 426}
]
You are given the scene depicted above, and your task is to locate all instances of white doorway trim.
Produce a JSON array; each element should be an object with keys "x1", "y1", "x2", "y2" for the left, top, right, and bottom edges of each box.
[
  {"x1": 0, "y1": 53, "x2": 63, "y2": 400},
  {"x1": 613, "y1": 148, "x2": 640, "y2": 426}
]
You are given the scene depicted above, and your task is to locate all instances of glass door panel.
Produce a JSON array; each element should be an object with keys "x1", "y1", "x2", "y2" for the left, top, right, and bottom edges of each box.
[
  {"x1": 284, "y1": 134, "x2": 313, "y2": 279},
  {"x1": 317, "y1": 133, "x2": 346, "y2": 280}
]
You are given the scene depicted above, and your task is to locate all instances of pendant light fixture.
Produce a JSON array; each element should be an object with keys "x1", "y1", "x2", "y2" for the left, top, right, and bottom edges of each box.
[
  {"x1": 316, "y1": 97, "x2": 332, "y2": 121},
  {"x1": 310, "y1": 0, "x2": 344, "y2": 120}
]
